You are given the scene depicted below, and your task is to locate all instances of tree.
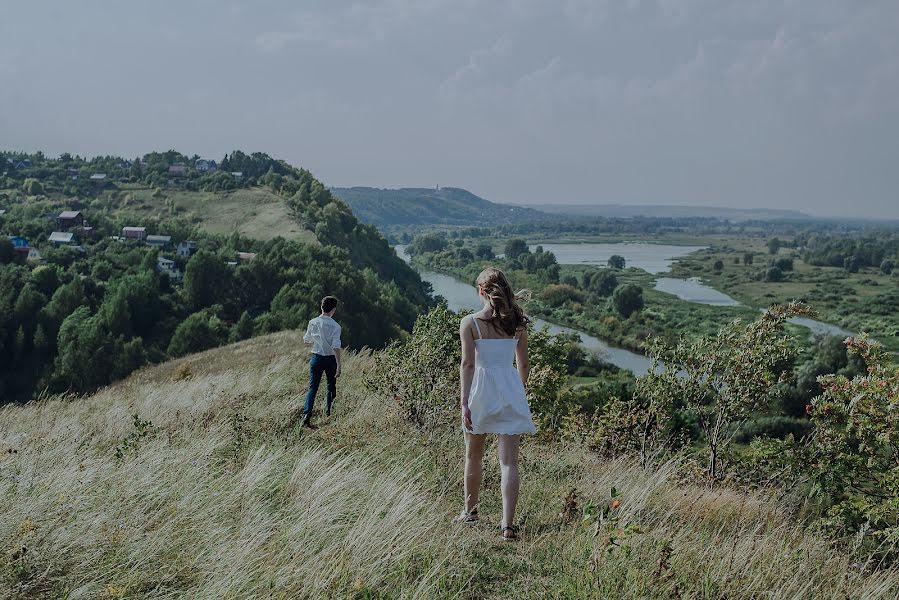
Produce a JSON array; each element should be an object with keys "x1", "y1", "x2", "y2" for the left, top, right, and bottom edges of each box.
[
  {"x1": 713, "y1": 260, "x2": 724, "y2": 272},
  {"x1": 234, "y1": 311, "x2": 254, "y2": 341},
  {"x1": 637, "y1": 303, "x2": 812, "y2": 479},
  {"x1": 410, "y1": 233, "x2": 447, "y2": 255},
  {"x1": 612, "y1": 284, "x2": 643, "y2": 318},
  {"x1": 843, "y1": 256, "x2": 861, "y2": 273},
  {"x1": 607, "y1": 255, "x2": 626, "y2": 269},
  {"x1": 184, "y1": 251, "x2": 233, "y2": 310},
  {"x1": 504, "y1": 238, "x2": 529, "y2": 260},
  {"x1": 167, "y1": 311, "x2": 228, "y2": 357},
  {"x1": 765, "y1": 266, "x2": 783, "y2": 282},
  {"x1": 880, "y1": 259, "x2": 893, "y2": 275},
  {"x1": 0, "y1": 239, "x2": 14, "y2": 264},
  {"x1": 475, "y1": 242, "x2": 495, "y2": 259},
  {"x1": 540, "y1": 284, "x2": 582, "y2": 307},
  {"x1": 808, "y1": 336, "x2": 899, "y2": 550},
  {"x1": 767, "y1": 238, "x2": 782, "y2": 255},
  {"x1": 588, "y1": 270, "x2": 618, "y2": 297},
  {"x1": 743, "y1": 253, "x2": 754, "y2": 265},
  {"x1": 22, "y1": 178, "x2": 43, "y2": 195}
]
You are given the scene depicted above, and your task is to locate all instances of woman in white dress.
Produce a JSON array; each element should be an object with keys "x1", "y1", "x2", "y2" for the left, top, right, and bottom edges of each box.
[{"x1": 454, "y1": 267, "x2": 537, "y2": 541}]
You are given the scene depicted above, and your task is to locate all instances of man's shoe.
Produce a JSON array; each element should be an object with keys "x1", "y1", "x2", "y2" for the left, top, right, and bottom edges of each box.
[{"x1": 302, "y1": 418, "x2": 317, "y2": 430}]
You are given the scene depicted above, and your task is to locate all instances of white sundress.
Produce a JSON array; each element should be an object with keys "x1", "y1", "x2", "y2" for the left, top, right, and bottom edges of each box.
[{"x1": 465, "y1": 316, "x2": 538, "y2": 436}]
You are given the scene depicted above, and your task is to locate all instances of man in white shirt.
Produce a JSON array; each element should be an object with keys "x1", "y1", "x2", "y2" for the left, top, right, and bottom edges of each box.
[{"x1": 302, "y1": 295, "x2": 342, "y2": 428}]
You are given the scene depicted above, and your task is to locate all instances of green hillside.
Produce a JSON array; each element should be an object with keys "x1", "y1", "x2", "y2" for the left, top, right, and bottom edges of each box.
[
  {"x1": 2, "y1": 331, "x2": 895, "y2": 598},
  {"x1": 0, "y1": 150, "x2": 431, "y2": 402},
  {"x1": 331, "y1": 186, "x2": 552, "y2": 227}
]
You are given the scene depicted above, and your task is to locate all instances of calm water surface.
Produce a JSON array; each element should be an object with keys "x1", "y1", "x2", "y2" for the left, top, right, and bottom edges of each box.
[
  {"x1": 535, "y1": 242, "x2": 705, "y2": 274},
  {"x1": 396, "y1": 245, "x2": 654, "y2": 373}
]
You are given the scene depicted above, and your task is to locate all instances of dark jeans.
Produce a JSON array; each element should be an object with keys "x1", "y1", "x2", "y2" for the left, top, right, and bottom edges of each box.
[{"x1": 304, "y1": 353, "x2": 337, "y2": 419}]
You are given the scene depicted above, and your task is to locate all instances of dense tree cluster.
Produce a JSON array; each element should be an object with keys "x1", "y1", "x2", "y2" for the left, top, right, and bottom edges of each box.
[
  {"x1": 797, "y1": 231, "x2": 899, "y2": 270},
  {"x1": 0, "y1": 149, "x2": 432, "y2": 402}
]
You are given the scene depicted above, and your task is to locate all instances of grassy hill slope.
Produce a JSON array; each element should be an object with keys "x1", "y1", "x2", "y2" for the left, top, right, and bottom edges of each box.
[
  {"x1": 112, "y1": 185, "x2": 317, "y2": 243},
  {"x1": 2, "y1": 334, "x2": 896, "y2": 598},
  {"x1": 331, "y1": 186, "x2": 552, "y2": 227}
]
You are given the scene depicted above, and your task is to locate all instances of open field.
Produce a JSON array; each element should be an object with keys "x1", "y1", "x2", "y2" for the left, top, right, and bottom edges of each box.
[
  {"x1": 2, "y1": 332, "x2": 896, "y2": 598},
  {"x1": 669, "y1": 245, "x2": 899, "y2": 352},
  {"x1": 112, "y1": 185, "x2": 317, "y2": 244}
]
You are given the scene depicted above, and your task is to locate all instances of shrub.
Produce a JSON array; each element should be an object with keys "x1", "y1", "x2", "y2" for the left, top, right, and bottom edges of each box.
[
  {"x1": 765, "y1": 267, "x2": 783, "y2": 282},
  {"x1": 540, "y1": 284, "x2": 583, "y2": 307},
  {"x1": 732, "y1": 416, "x2": 812, "y2": 444},
  {"x1": 366, "y1": 304, "x2": 571, "y2": 433},
  {"x1": 636, "y1": 303, "x2": 812, "y2": 479},
  {"x1": 607, "y1": 255, "x2": 626, "y2": 269},
  {"x1": 611, "y1": 284, "x2": 643, "y2": 318},
  {"x1": 807, "y1": 335, "x2": 899, "y2": 554}
]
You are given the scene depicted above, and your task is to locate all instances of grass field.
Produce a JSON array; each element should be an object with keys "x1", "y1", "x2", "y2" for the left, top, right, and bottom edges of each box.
[
  {"x1": 669, "y1": 245, "x2": 899, "y2": 352},
  {"x1": 2, "y1": 332, "x2": 896, "y2": 598},
  {"x1": 111, "y1": 185, "x2": 317, "y2": 244}
]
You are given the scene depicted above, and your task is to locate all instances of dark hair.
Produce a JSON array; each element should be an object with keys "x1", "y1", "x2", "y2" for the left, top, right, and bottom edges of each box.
[
  {"x1": 475, "y1": 267, "x2": 530, "y2": 336},
  {"x1": 321, "y1": 296, "x2": 338, "y2": 313}
]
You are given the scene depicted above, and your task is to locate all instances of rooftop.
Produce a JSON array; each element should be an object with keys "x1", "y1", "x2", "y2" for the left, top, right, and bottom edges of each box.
[
  {"x1": 58, "y1": 210, "x2": 82, "y2": 219},
  {"x1": 48, "y1": 231, "x2": 75, "y2": 243}
]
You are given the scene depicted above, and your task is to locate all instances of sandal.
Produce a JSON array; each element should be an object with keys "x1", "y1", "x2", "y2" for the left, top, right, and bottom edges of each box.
[
  {"x1": 501, "y1": 526, "x2": 519, "y2": 542},
  {"x1": 452, "y1": 509, "x2": 479, "y2": 525}
]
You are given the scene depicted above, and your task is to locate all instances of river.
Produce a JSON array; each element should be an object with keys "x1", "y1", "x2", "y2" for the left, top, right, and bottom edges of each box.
[{"x1": 395, "y1": 245, "x2": 654, "y2": 373}]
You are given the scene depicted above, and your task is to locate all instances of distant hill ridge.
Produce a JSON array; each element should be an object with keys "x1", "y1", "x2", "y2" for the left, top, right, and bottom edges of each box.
[
  {"x1": 531, "y1": 203, "x2": 812, "y2": 221},
  {"x1": 331, "y1": 186, "x2": 552, "y2": 226}
]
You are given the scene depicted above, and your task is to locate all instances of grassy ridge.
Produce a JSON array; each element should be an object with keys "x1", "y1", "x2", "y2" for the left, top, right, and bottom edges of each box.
[
  {"x1": 97, "y1": 184, "x2": 317, "y2": 243},
  {"x1": 2, "y1": 333, "x2": 896, "y2": 598}
]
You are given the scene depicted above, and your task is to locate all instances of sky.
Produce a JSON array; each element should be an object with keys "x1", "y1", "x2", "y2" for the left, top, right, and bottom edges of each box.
[{"x1": 1, "y1": 1, "x2": 898, "y2": 218}]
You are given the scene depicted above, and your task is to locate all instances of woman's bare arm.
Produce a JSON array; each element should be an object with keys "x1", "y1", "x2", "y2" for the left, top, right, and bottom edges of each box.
[
  {"x1": 459, "y1": 317, "x2": 476, "y2": 430},
  {"x1": 515, "y1": 326, "x2": 530, "y2": 386}
]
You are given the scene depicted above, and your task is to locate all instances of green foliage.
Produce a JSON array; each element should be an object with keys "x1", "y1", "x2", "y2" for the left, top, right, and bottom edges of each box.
[
  {"x1": 713, "y1": 259, "x2": 724, "y2": 271},
  {"x1": 611, "y1": 284, "x2": 643, "y2": 318},
  {"x1": 114, "y1": 413, "x2": 154, "y2": 459},
  {"x1": 184, "y1": 250, "x2": 234, "y2": 310},
  {"x1": 167, "y1": 310, "x2": 229, "y2": 357},
  {"x1": 607, "y1": 254, "x2": 626, "y2": 269},
  {"x1": 410, "y1": 233, "x2": 448, "y2": 255},
  {"x1": 807, "y1": 336, "x2": 899, "y2": 553},
  {"x1": 366, "y1": 304, "x2": 572, "y2": 433},
  {"x1": 880, "y1": 259, "x2": 893, "y2": 275},
  {"x1": 765, "y1": 266, "x2": 783, "y2": 282},
  {"x1": 540, "y1": 283, "x2": 582, "y2": 307},
  {"x1": 504, "y1": 238, "x2": 529, "y2": 259},
  {"x1": 22, "y1": 178, "x2": 43, "y2": 196},
  {"x1": 767, "y1": 238, "x2": 781, "y2": 254},
  {"x1": 636, "y1": 303, "x2": 812, "y2": 479}
]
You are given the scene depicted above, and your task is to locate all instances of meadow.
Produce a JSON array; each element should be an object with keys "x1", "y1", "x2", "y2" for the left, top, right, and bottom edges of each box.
[{"x1": 2, "y1": 331, "x2": 896, "y2": 598}]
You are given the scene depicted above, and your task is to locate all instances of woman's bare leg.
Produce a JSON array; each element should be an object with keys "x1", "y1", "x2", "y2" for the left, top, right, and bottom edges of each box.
[
  {"x1": 497, "y1": 434, "x2": 521, "y2": 531},
  {"x1": 464, "y1": 432, "x2": 487, "y2": 513}
]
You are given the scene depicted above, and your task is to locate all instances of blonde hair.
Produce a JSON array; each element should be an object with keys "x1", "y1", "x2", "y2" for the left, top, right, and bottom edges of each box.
[{"x1": 475, "y1": 267, "x2": 530, "y2": 336}]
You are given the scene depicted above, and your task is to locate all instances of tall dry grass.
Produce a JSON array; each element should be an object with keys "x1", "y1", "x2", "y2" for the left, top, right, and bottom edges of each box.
[{"x1": 1, "y1": 331, "x2": 896, "y2": 598}]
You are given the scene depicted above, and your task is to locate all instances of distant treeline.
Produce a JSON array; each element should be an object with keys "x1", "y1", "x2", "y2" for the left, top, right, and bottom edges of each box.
[{"x1": 796, "y1": 231, "x2": 899, "y2": 272}]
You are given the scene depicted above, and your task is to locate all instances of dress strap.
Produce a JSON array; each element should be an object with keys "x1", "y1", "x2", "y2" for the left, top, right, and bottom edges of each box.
[{"x1": 471, "y1": 316, "x2": 482, "y2": 340}]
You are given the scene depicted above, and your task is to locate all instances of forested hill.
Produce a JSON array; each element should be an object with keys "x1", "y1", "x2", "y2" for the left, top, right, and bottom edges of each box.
[
  {"x1": 0, "y1": 149, "x2": 431, "y2": 402},
  {"x1": 331, "y1": 186, "x2": 552, "y2": 226}
]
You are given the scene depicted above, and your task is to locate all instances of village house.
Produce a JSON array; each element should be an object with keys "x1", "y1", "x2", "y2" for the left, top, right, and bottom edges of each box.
[
  {"x1": 57, "y1": 210, "x2": 85, "y2": 230},
  {"x1": 0, "y1": 209, "x2": 6, "y2": 218},
  {"x1": 90, "y1": 173, "x2": 107, "y2": 188},
  {"x1": 145, "y1": 234, "x2": 172, "y2": 249},
  {"x1": 8, "y1": 235, "x2": 29, "y2": 247},
  {"x1": 231, "y1": 172, "x2": 243, "y2": 179},
  {"x1": 48, "y1": 231, "x2": 77, "y2": 246},
  {"x1": 67, "y1": 168, "x2": 79, "y2": 180},
  {"x1": 121, "y1": 226, "x2": 147, "y2": 241},
  {"x1": 27, "y1": 248, "x2": 44, "y2": 263},
  {"x1": 196, "y1": 159, "x2": 217, "y2": 173},
  {"x1": 236, "y1": 251, "x2": 257, "y2": 263},
  {"x1": 168, "y1": 164, "x2": 188, "y2": 177},
  {"x1": 177, "y1": 240, "x2": 198, "y2": 258},
  {"x1": 156, "y1": 256, "x2": 183, "y2": 284}
]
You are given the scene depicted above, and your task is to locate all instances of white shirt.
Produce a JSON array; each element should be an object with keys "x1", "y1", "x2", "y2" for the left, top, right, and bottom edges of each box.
[{"x1": 303, "y1": 315, "x2": 342, "y2": 356}]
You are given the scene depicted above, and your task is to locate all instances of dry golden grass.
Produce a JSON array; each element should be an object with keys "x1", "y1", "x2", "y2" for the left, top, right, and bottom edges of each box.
[{"x1": 1, "y1": 332, "x2": 896, "y2": 598}]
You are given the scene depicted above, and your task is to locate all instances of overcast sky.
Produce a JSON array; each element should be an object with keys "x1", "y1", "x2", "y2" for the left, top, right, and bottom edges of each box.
[{"x1": 1, "y1": 1, "x2": 898, "y2": 218}]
